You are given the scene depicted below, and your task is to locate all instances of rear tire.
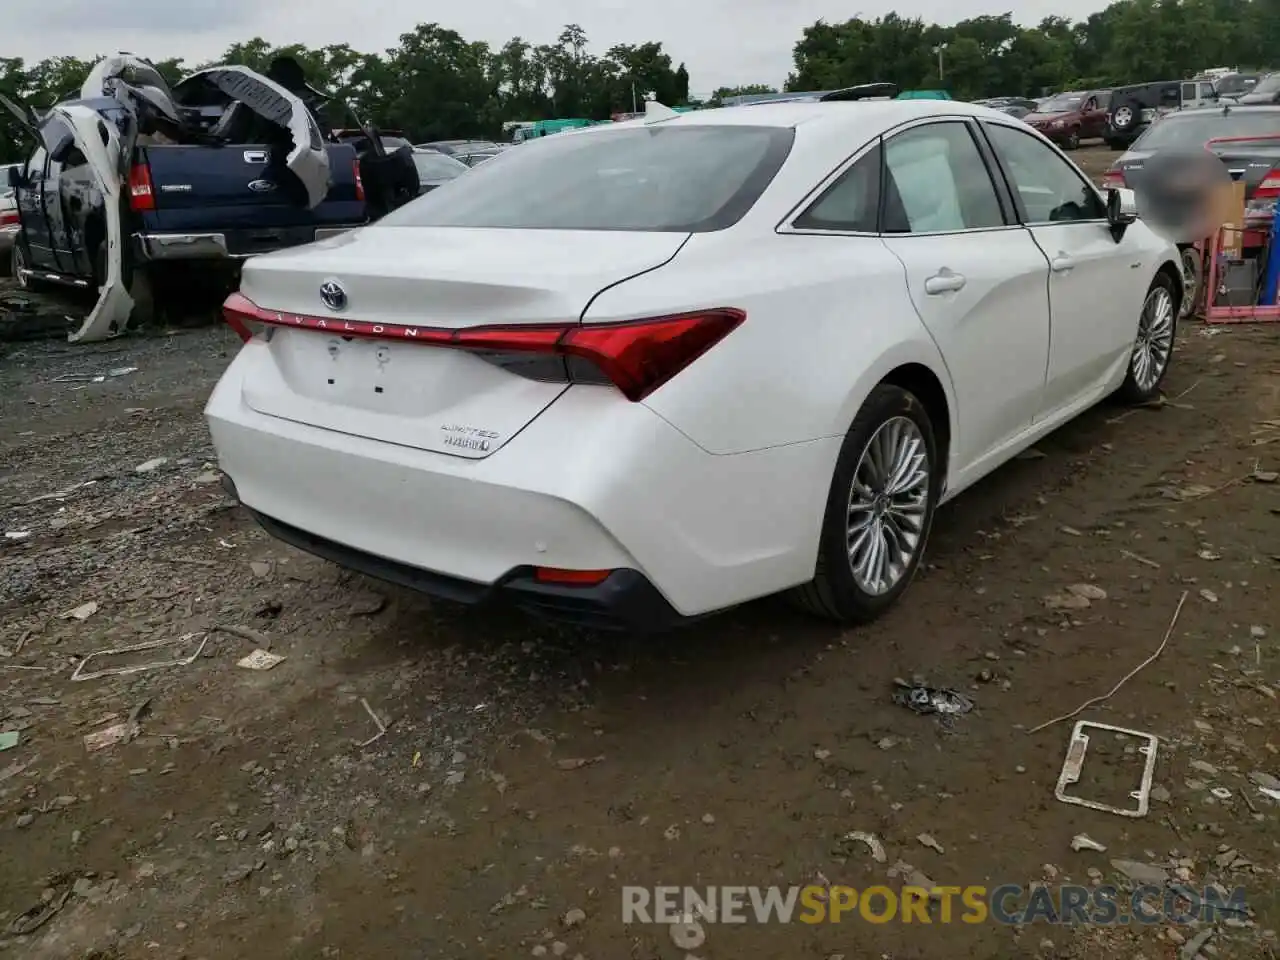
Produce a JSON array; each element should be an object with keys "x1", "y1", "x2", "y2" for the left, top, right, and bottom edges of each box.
[
  {"x1": 1116, "y1": 272, "x2": 1178, "y2": 404},
  {"x1": 1178, "y1": 245, "x2": 1201, "y2": 319},
  {"x1": 1064, "y1": 130, "x2": 1081, "y2": 150},
  {"x1": 790, "y1": 384, "x2": 940, "y2": 624}
]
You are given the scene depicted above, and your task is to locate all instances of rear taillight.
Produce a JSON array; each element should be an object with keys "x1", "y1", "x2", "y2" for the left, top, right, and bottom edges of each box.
[
  {"x1": 0, "y1": 209, "x2": 17, "y2": 227},
  {"x1": 353, "y1": 159, "x2": 364, "y2": 202},
  {"x1": 1101, "y1": 167, "x2": 1126, "y2": 189},
  {"x1": 128, "y1": 162, "x2": 155, "y2": 211},
  {"x1": 221, "y1": 292, "x2": 744, "y2": 402}
]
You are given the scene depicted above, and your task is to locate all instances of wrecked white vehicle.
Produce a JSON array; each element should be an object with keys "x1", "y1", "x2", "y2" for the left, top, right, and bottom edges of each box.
[{"x1": 0, "y1": 54, "x2": 400, "y2": 342}]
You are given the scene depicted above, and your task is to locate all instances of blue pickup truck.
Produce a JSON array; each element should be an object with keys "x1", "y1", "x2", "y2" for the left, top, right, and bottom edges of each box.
[{"x1": 0, "y1": 56, "x2": 402, "y2": 340}]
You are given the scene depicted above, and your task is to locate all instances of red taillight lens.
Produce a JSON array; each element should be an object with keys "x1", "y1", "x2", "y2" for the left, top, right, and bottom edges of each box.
[
  {"x1": 353, "y1": 159, "x2": 365, "y2": 202},
  {"x1": 220, "y1": 293, "x2": 745, "y2": 401},
  {"x1": 1255, "y1": 170, "x2": 1280, "y2": 197},
  {"x1": 128, "y1": 162, "x2": 155, "y2": 211},
  {"x1": 0, "y1": 209, "x2": 17, "y2": 227},
  {"x1": 1101, "y1": 168, "x2": 1126, "y2": 189},
  {"x1": 533, "y1": 567, "x2": 612, "y2": 586}
]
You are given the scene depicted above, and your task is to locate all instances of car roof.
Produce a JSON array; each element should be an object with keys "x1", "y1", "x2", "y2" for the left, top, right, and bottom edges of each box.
[
  {"x1": 625, "y1": 98, "x2": 999, "y2": 130},
  {"x1": 1174, "y1": 103, "x2": 1280, "y2": 117}
]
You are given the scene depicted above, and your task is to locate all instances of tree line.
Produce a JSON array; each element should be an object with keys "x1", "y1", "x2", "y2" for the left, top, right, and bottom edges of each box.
[{"x1": 1, "y1": 0, "x2": 1276, "y2": 162}]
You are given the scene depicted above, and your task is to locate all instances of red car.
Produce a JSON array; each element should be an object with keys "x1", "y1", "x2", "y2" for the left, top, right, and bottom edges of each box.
[{"x1": 1023, "y1": 91, "x2": 1112, "y2": 149}]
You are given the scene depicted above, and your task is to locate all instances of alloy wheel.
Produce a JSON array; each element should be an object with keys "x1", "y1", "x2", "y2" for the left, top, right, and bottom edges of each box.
[
  {"x1": 846, "y1": 416, "x2": 931, "y2": 596},
  {"x1": 1131, "y1": 284, "x2": 1175, "y2": 393},
  {"x1": 1179, "y1": 247, "x2": 1200, "y2": 319}
]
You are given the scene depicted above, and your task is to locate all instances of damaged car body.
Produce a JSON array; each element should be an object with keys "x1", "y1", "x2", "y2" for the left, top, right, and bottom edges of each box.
[{"x1": 0, "y1": 54, "x2": 414, "y2": 342}]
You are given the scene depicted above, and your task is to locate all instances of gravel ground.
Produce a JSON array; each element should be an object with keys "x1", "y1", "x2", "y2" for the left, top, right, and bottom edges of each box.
[{"x1": 2, "y1": 155, "x2": 1279, "y2": 959}]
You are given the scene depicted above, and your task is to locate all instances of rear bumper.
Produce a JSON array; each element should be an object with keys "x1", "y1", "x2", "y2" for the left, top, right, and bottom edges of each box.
[
  {"x1": 206, "y1": 342, "x2": 838, "y2": 627},
  {"x1": 135, "y1": 225, "x2": 362, "y2": 262},
  {"x1": 242, "y1": 504, "x2": 688, "y2": 631}
]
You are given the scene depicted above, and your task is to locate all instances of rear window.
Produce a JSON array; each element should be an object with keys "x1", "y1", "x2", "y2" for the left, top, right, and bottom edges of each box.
[
  {"x1": 1134, "y1": 110, "x2": 1280, "y2": 149},
  {"x1": 412, "y1": 152, "x2": 468, "y2": 179},
  {"x1": 381, "y1": 125, "x2": 796, "y2": 232}
]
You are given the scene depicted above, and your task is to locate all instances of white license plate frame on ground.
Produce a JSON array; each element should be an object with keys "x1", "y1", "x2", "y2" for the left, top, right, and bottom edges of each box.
[{"x1": 1054, "y1": 720, "x2": 1159, "y2": 818}]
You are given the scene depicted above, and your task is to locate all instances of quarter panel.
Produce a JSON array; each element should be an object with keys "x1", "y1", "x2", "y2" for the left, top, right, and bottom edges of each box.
[{"x1": 584, "y1": 232, "x2": 950, "y2": 456}]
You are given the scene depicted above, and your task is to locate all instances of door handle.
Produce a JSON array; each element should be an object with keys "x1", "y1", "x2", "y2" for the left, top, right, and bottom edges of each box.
[
  {"x1": 1051, "y1": 253, "x2": 1075, "y2": 273},
  {"x1": 924, "y1": 270, "x2": 966, "y2": 295}
]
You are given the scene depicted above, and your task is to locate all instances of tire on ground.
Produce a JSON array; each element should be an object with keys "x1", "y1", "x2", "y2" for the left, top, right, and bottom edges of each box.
[{"x1": 791, "y1": 383, "x2": 942, "y2": 624}]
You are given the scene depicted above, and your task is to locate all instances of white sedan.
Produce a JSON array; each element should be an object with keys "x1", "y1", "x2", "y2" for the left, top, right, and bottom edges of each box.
[{"x1": 206, "y1": 96, "x2": 1180, "y2": 631}]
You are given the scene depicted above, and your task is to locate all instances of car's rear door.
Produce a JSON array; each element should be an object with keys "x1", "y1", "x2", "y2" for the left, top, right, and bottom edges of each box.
[
  {"x1": 876, "y1": 117, "x2": 1053, "y2": 469},
  {"x1": 979, "y1": 119, "x2": 1146, "y2": 413}
]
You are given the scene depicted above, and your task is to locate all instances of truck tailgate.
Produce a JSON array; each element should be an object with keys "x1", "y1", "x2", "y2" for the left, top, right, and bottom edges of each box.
[{"x1": 137, "y1": 142, "x2": 364, "y2": 232}]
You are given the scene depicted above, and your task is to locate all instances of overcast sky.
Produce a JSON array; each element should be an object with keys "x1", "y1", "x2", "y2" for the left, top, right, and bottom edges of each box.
[{"x1": 12, "y1": 0, "x2": 1110, "y2": 95}]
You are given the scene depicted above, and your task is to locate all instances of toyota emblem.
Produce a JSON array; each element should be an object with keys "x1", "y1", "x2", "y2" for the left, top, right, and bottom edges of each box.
[{"x1": 319, "y1": 280, "x2": 347, "y2": 312}]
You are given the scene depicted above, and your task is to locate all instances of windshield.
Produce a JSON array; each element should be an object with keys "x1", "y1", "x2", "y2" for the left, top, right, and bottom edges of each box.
[
  {"x1": 382, "y1": 124, "x2": 796, "y2": 233},
  {"x1": 412, "y1": 152, "x2": 468, "y2": 180},
  {"x1": 1041, "y1": 95, "x2": 1084, "y2": 112},
  {"x1": 1133, "y1": 110, "x2": 1280, "y2": 149}
]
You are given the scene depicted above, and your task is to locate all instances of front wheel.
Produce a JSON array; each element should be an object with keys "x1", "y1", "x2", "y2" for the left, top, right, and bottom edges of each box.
[
  {"x1": 790, "y1": 384, "x2": 940, "y2": 624},
  {"x1": 1116, "y1": 272, "x2": 1178, "y2": 404}
]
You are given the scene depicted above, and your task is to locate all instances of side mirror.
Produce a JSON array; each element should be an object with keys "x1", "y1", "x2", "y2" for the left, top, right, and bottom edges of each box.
[
  {"x1": 6, "y1": 165, "x2": 21, "y2": 189},
  {"x1": 1107, "y1": 187, "x2": 1138, "y2": 225}
]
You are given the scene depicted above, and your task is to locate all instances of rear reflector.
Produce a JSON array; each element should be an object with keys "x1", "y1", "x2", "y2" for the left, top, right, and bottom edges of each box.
[
  {"x1": 128, "y1": 162, "x2": 155, "y2": 212},
  {"x1": 222, "y1": 292, "x2": 744, "y2": 402},
  {"x1": 533, "y1": 567, "x2": 612, "y2": 586}
]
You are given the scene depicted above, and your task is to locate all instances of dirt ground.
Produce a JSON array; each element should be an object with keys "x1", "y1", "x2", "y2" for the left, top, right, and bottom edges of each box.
[{"x1": 2, "y1": 146, "x2": 1278, "y2": 960}]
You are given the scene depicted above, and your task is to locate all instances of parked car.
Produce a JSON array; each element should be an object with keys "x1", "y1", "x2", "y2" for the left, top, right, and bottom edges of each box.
[
  {"x1": 1023, "y1": 90, "x2": 1112, "y2": 148},
  {"x1": 1235, "y1": 73, "x2": 1280, "y2": 104},
  {"x1": 1105, "y1": 81, "x2": 1184, "y2": 148},
  {"x1": 208, "y1": 98, "x2": 1179, "y2": 632},
  {"x1": 454, "y1": 147, "x2": 506, "y2": 166},
  {"x1": 0, "y1": 163, "x2": 18, "y2": 258},
  {"x1": 416, "y1": 139, "x2": 501, "y2": 156},
  {"x1": 1103, "y1": 104, "x2": 1280, "y2": 316},
  {"x1": 0, "y1": 54, "x2": 370, "y2": 342},
  {"x1": 411, "y1": 149, "x2": 469, "y2": 192},
  {"x1": 1213, "y1": 72, "x2": 1262, "y2": 100}
]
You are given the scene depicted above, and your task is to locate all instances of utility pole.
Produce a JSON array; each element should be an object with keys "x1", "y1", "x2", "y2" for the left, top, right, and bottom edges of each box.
[
  {"x1": 631, "y1": 82, "x2": 638, "y2": 113},
  {"x1": 933, "y1": 43, "x2": 948, "y2": 82}
]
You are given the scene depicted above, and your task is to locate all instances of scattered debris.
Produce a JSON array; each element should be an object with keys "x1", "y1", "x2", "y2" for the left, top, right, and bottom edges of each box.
[
  {"x1": 1199, "y1": 588, "x2": 1219, "y2": 603},
  {"x1": 1121, "y1": 549, "x2": 1161, "y2": 569},
  {"x1": 1029, "y1": 590, "x2": 1187, "y2": 734},
  {"x1": 70, "y1": 632, "x2": 208, "y2": 681},
  {"x1": 916, "y1": 833, "x2": 945, "y2": 854},
  {"x1": 1017, "y1": 447, "x2": 1046, "y2": 460},
  {"x1": 843, "y1": 831, "x2": 887, "y2": 862},
  {"x1": 0, "y1": 731, "x2": 19, "y2": 751},
  {"x1": 1181, "y1": 928, "x2": 1214, "y2": 959},
  {"x1": 83, "y1": 722, "x2": 137, "y2": 752},
  {"x1": 891, "y1": 681, "x2": 974, "y2": 720},
  {"x1": 237, "y1": 649, "x2": 285, "y2": 671},
  {"x1": 1110, "y1": 859, "x2": 1168, "y2": 886},
  {"x1": 5, "y1": 530, "x2": 31, "y2": 540},
  {"x1": 358, "y1": 698, "x2": 388, "y2": 748},
  {"x1": 1054, "y1": 721, "x2": 1158, "y2": 818},
  {"x1": 1067, "y1": 583, "x2": 1107, "y2": 601},
  {"x1": 1252, "y1": 468, "x2": 1278, "y2": 483},
  {"x1": 135, "y1": 457, "x2": 169, "y2": 474},
  {"x1": 556, "y1": 756, "x2": 606, "y2": 771},
  {"x1": 60, "y1": 600, "x2": 99, "y2": 621},
  {"x1": 213, "y1": 622, "x2": 274, "y2": 649},
  {"x1": 1210, "y1": 786, "x2": 1233, "y2": 800},
  {"x1": 1070, "y1": 833, "x2": 1107, "y2": 853}
]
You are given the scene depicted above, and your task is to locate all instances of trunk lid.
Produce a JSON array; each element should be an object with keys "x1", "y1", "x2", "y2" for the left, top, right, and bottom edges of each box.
[{"x1": 235, "y1": 225, "x2": 687, "y2": 459}]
